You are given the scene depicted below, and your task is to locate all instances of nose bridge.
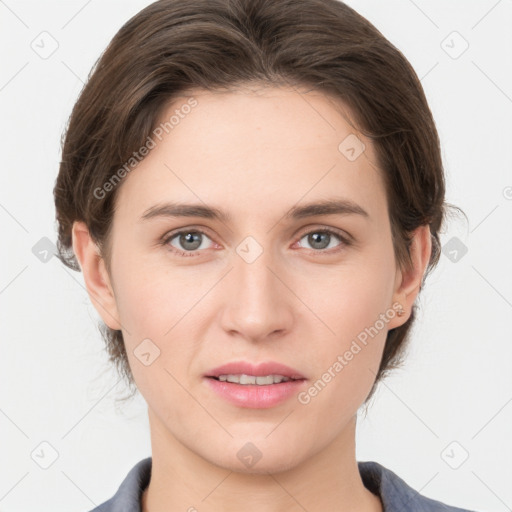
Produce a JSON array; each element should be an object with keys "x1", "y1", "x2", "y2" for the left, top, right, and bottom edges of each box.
[{"x1": 221, "y1": 237, "x2": 292, "y2": 340}]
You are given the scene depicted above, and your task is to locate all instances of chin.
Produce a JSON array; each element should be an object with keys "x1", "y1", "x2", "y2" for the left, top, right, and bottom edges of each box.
[
  {"x1": 228, "y1": 453, "x2": 303, "y2": 476},
  {"x1": 201, "y1": 438, "x2": 308, "y2": 476}
]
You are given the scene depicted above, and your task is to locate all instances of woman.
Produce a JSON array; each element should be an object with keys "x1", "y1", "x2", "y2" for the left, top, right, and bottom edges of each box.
[{"x1": 54, "y1": 0, "x2": 477, "y2": 510}]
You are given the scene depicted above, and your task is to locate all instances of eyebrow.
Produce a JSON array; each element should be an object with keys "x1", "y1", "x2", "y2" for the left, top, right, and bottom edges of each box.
[
  {"x1": 139, "y1": 198, "x2": 369, "y2": 223},
  {"x1": 284, "y1": 198, "x2": 369, "y2": 220}
]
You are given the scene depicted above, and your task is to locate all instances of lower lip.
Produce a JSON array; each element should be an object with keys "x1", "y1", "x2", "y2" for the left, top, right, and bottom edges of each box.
[{"x1": 204, "y1": 377, "x2": 306, "y2": 408}]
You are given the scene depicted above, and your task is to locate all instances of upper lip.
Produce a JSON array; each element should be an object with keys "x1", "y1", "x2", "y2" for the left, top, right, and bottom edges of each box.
[{"x1": 205, "y1": 361, "x2": 306, "y2": 380}]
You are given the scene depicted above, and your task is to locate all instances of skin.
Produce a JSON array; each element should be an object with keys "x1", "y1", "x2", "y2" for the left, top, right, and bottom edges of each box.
[{"x1": 72, "y1": 85, "x2": 431, "y2": 512}]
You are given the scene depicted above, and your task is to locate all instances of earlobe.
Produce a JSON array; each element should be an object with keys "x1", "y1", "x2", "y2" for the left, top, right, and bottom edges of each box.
[
  {"x1": 71, "y1": 221, "x2": 121, "y2": 330},
  {"x1": 390, "y1": 225, "x2": 432, "y2": 327}
]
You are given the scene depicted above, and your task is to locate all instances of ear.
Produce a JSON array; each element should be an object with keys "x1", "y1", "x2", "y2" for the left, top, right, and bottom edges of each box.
[
  {"x1": 71, "y1": 221, "x2": 121, "y2": 330},
  {"x1": 388, "y1": 224, "x2": 432, "y2": 329}
]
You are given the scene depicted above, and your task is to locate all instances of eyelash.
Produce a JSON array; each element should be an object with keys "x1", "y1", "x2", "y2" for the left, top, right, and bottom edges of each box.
[{"x1": 160, "y1": 226, "x2": 352, "y2": 258}]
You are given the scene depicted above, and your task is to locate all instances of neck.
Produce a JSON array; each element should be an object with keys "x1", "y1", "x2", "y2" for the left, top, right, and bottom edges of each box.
[{"x1": 141, "y1": 409, "x2": 382, "y2": 512}]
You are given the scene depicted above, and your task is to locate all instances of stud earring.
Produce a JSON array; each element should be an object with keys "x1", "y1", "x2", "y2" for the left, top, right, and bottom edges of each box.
[{"x1": 397, "y1": 306, "x2": 406, "y2": 317}]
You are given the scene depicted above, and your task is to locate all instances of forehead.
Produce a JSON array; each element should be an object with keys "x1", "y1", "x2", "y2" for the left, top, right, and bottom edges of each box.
[
  {"x1": 160, "y1": 84, "x2": 366, "y2": 154},
  {"x1": 114, "y1": 86, "x2": 387, "y2": 222}
]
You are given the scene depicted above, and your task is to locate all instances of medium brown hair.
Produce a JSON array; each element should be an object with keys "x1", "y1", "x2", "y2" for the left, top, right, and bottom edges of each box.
[{"x1": 54, "y1": 0, "x2": 462, "y2": 402}]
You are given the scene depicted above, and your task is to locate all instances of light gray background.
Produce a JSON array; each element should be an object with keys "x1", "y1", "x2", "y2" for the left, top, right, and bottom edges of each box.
[{"x1": 1, "y1": 0, "x2": 511, "y2": 511}]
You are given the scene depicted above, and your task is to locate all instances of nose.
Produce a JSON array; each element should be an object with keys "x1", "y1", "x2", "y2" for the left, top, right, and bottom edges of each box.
[{"x1": 219, "y1": 244, "x2": 294, "y2": 343}]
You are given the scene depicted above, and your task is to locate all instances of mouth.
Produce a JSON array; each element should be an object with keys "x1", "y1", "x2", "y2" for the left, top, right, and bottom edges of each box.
[
  {"x1": 204, "y1": 361, "x2": 307, "y2": 408},
  {"x1": 205, "y1": 360, "x2": 306, "y2": 380},
  {"x1": 207, "y1": 374, "x2": 303, "y2": 385}
]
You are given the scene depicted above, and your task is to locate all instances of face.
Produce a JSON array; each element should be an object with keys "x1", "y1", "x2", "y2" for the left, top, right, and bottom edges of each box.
[{"x1": 76, "y1": 85, "x2": 422, "y2": 474}]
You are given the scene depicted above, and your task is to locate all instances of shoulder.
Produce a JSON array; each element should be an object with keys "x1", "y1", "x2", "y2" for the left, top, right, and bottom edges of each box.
[
  {"x1": 358, "y1": 460, "x2": 479, "y2": 512},
  {"x1": 87, "y1": 457, "x2": 152, "y2": 512}
]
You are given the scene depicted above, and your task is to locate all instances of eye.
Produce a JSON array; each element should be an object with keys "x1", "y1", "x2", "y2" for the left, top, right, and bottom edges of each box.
[
  {"x1": 161, "y1": 226, "x2": 352, "y2": 258},
  {"x1": 163, "y1": 229, "x2": 215, "y2": 257},
  {"x1": 296, "y1": 228, "x2": 351, "y2": 253}
]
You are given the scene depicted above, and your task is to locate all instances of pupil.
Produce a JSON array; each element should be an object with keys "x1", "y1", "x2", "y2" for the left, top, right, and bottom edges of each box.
[
  {"x1": 180, "y1": 232, "x2": 201, "y2": 250},
  {"x1": 309, "y1": 232, "x2": 329, "y2": 249}
]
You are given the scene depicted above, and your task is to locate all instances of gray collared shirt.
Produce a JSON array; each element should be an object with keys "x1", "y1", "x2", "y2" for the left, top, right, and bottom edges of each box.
[{"x1": 88, "y1": 457, "x2": 477, "y2": 512}]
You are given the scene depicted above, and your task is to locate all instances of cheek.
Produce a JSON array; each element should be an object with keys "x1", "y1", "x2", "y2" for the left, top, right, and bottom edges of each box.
[
  {"x1": 301, "y1": 250, "x2": 395, "y2": 402},
  {"x1": 298, "y1": 294, "x2": 389, "y2": 424},
  {"x1": 111, "y1": 248, "x2": 184, "y2": 334},
  {"x1": 314, "y1": 250, "x2": 396, "y2": 340},
  {"x1": 110, "y1": 255, "x2": 208, "y2": 377},
  {"x1": 115, "y1": 266, "x2": 195, "y2": 408}
]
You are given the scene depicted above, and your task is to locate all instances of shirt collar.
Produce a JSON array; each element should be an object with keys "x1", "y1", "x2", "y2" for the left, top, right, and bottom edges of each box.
[{"x1": 97, "y1": 457, "x2": 473, "y2": 512}]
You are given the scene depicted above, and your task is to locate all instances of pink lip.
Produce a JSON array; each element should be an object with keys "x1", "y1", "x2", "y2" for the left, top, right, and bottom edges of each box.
[
  {"x1": 205, "y1": 361, "x2": 306, "y2": 380},
  {"x1": 204, "y1": 360, "x2": 307, "y2": 409},
  {"x1": 204, "y1": 378, "x2": 306, "y2": 408}
]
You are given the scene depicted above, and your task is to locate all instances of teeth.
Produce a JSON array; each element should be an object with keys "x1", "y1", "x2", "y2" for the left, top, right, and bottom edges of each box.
[{"x1": 217, "y1": 374, "x2": 292, "y2": 385}]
